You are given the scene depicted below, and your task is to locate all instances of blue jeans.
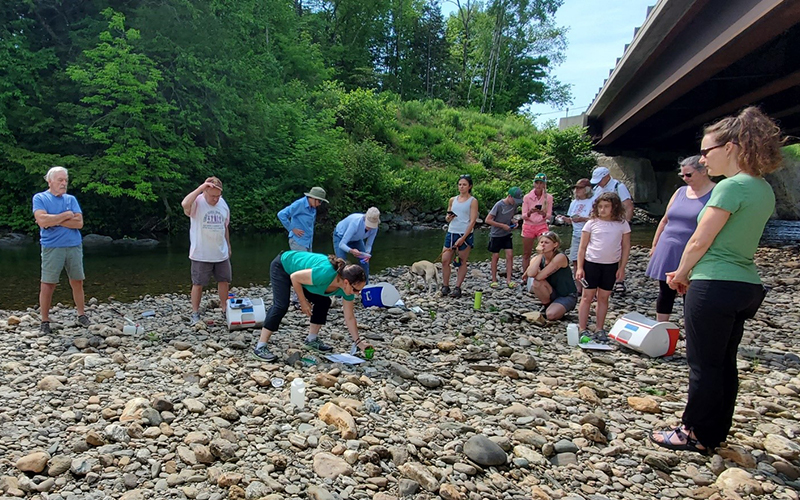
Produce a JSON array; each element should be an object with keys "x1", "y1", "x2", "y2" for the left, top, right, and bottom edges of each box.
[{"x1": 333, "y1": 234, "x2": 370, "y2": 284}]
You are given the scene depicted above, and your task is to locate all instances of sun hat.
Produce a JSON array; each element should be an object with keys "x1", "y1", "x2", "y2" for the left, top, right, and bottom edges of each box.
[
  {"x1": 304, "y1": 186, "x2": 328, "y2": 203},
  {"x1": 573, "y1": 178, "x2": 592, "y2": 188},
  {"x1": 533, "y1": 173, "x2": 547, "y2": 183},
  {"x1": 365, "y1": 207, "x2": 381, "y2": 229},
  {"x1": 590, "y1": 167, "x2": 610, "y2": 185}
]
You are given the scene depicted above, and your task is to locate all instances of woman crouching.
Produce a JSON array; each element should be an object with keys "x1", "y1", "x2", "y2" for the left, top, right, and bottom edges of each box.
[{"x1": 524, "y1": 231, "x2": 577, "y2": 320}]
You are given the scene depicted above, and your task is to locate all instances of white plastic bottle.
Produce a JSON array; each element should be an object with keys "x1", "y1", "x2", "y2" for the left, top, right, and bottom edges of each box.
[
  {"x1": 290, "y1": 378, "x2": 306, "y2": 410},
  {"x1": 566, "y1": 323, "x2": 579, "y2": 346}
]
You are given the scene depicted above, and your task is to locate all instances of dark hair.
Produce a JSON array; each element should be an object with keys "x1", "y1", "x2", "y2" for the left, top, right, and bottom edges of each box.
[
  {"x1": 458, "y1": 174, "x2": 473, "y2": 192},
  {"x1": 703, "y1": 106, "x2": 784, "y2": 176},
  {"x1": 590, "y1": 192, "x2": 625, "y2": 221},
  {"x1": 328, "y1": 255, "x2": 366, "y2": 284}
]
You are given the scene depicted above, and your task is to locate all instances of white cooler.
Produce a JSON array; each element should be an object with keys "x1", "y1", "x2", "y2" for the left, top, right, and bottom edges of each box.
[
  {"x1": 361, "y1": 282, "x2": 401, "y2": 308},
  {"x1": 225, "y1": 297, "x2": 266, "y2": 331},
  {"x1": 608, "y1": 312, "x2": 679, "y2": 357}
]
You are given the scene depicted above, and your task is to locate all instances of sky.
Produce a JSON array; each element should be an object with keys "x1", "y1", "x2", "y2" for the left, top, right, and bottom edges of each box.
[{"x1": 442, "y1": 0, "x2": 657, "y2": 125}]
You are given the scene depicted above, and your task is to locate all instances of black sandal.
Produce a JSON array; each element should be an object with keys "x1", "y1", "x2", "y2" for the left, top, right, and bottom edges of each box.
[{"x1": 649, "y1": 427, "x2": 710, "y2": 455}]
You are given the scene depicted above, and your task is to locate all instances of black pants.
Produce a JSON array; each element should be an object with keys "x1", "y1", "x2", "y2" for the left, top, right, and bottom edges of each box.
[
  {"x1": 682, "y1": 280, "x2": 765, "y2": 448},
  {"x1": 656, "y1": 280, "x2": 678, "y2": 314},
  {"x1": 264, "y1": 254, "x2": 332, "y2": 332}
]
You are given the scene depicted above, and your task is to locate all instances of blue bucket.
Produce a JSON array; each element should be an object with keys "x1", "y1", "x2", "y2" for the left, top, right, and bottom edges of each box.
[{"x1": 361, "y1": 282, "x2": 401, "y2": 308}]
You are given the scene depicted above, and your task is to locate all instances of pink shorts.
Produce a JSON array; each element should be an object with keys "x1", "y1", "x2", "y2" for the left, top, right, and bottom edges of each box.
[{"x1": 522, "y1": 222, "x2": 548, "y2": 239}]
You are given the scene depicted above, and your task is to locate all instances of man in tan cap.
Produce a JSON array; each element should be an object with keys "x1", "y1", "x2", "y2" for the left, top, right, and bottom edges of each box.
[
  {"x1": 181, "y1": 176, "x2": 231, "y2": 324},
  {"x1": 333, "y1": 207, "x2": 381, "y2": 283},
  {"x1": 277, "y1": 186, "x2": 328, "y2": 252}
]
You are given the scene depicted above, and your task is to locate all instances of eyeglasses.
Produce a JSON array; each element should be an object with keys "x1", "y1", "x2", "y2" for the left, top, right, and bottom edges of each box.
[
  {"x1": 678, "y1": 172, "x2": 693, "y2": 179},
  {"x1": 351, "y1": 283, "x2": 364, "y2": 293}
]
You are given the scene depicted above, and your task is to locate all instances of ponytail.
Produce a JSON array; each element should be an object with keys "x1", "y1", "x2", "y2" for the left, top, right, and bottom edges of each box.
[
  {"x1": 328, "y1": 255, "x2": 366, "y2": 284},
  {"x1": 704, "y1": 106, "x2": 784, "y2": 176}
]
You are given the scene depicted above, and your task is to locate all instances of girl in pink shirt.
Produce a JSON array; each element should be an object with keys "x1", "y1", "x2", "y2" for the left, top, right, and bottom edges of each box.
[{"x1": 575, "y1": 192, "x2": 631, "y2": 341}]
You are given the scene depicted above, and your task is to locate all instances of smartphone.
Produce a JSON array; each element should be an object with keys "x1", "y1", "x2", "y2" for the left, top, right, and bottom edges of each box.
[
  {"x1": 579, "y1": 278, "x2": 589, "y2": 288},
  {"x1": 535, "y1": 204, "x2": 543, "y2": 210},
  {"x1": 509, "y1": 222, "x2": 517, "y2": 229},
  {"x1": 447, "y1": 211, "x2": 457, "y2": 217}
]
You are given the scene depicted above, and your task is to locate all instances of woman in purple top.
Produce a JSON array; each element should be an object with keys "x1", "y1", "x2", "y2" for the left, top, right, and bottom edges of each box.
[{"x1": 646, "y1": 156, "x2": 715, "y2": 321}]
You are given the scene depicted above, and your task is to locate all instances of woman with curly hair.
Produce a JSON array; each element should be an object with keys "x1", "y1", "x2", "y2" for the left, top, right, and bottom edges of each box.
[
  {"x1": 575, "y1": 192, "x2": 631, "y2": 341},
  {"x1": 650, "y1": 107, "x2": 784, "y2": 455}
]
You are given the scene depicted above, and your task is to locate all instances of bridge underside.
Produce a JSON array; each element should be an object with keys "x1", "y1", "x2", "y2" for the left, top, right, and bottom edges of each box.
[{"x1": 585, "y1": 0, "x2": 800, "y2": 167}]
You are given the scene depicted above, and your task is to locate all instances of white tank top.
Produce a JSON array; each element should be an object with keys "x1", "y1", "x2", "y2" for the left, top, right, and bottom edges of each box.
[
  {"x1": 448, "y1": 195, "x2": 474, "y2": 234},
  {"x1": 189, "y1": 194, "x2": 230, "y2": 262}
]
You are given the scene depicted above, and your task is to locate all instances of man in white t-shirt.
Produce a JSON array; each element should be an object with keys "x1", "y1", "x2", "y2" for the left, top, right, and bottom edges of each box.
[
  {"x1": 590, "y1": 167, "x2": 633, "y2": 222},
  {"x1": 181, "y1": 177, "x2": 231, "y2": 324}
]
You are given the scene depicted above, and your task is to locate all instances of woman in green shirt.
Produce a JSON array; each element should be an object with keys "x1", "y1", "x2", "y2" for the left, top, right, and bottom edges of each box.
[
  {"x1": 650, "y1": 107, "x2": 784, "y2": 455},
  {"x1": 253, "y1": 251, "x2": 369, "y2": 362}
]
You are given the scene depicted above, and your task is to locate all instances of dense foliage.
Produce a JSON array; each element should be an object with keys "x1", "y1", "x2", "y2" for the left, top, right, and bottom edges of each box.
[{"x1": 0, "y1": 0, "x2": 593, "y2": 236}]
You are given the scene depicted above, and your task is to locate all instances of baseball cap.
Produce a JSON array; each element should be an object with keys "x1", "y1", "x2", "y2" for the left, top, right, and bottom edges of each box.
[
  {"x1": 304, "y1": 186, "x2": 328, "y2": 203},
  {"x1": 534, "y1": 173, "x2": 547, "y2": 183},
  {"x1": 590, "y1": 167, "x2": 610, "y2": 184},
  {"x1": 365, "y1": 207, "x2": 381, "y2": 229},
  {"x1": 508, "y1": 186, "x2": 523, "y2": 202}
]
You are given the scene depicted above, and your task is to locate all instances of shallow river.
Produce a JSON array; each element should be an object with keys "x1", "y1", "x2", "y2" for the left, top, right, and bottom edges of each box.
[{"x1": 0, "y1": 226, "x2": 656, "y2": 310}]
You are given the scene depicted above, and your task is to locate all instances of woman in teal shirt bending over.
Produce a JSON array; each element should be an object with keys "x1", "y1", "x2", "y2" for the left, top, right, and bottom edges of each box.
[
  {"x1": 253, "y1": 251, "x2": 369, "y2": 362},
  {"x1": 649, "y1": 107, "x2": 784, "y2": 455}
]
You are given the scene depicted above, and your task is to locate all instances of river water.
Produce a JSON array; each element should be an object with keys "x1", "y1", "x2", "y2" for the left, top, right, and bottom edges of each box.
[{"x1": 0, "y1": 226, "x2": 656, "y2": 310}]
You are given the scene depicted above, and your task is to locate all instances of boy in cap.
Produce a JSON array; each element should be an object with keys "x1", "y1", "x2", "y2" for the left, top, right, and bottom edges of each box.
[
  {"x1": 485, "y1": 187, "x2": 523, "y2": 288},
  {"x1": 333, "y1": 207, "x2": 381, "y2": 283}
]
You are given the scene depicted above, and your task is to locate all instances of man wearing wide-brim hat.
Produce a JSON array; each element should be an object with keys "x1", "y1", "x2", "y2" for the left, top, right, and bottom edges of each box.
[
  {"x1": 333, "y1": 207, "x2": 381, "y2": 284},
  {"x1": 277, "y1": 186, "x2": 328, "y2": 252}
]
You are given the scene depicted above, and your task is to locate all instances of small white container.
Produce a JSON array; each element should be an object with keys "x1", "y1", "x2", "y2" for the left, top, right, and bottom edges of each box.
[
  {"x1": 290, "y1": 378, "x2": 306, "y2": 410},
  {"x1": 566, "y1": 323, "x2": 579, "y2": 346},
  {"x1": 122, "y1": 324, "x2": 144, "y2": 335}
]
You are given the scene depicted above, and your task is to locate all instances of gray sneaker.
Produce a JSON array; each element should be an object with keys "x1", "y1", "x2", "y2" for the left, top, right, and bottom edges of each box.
[
  {"x1": 451, "y1": 286, "x2": 462, "y2": 298},
  {"x1": 40, "y1": 321, "x2": 51, "y2": 335},
  {"x1": 253, "y1": 344, "x2": 277, "y2": 362},
  {"x1": 304, "y1": 338, "x2": 333, "y2": 352},
  {"x1": 190, "y1": 312, "x2": 201, "y2": 324},
  {"x1": 78, "y1": 315, "x2": 91, "y2": 327},
  {"x1": 592, "y1": 329, "x2": 609, "y2": 343},
  {"x1": 440, "y1": 286, "x2": 451, "y2": 297}
]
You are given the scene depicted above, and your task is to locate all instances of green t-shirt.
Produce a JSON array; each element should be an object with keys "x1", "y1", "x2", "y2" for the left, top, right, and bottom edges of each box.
[
  {"x1": 691, "y1": 174, "x2": 774, "y2": 284},
  {"x1": 280, "y1": 251, "x2": 355, "y2": 301}
]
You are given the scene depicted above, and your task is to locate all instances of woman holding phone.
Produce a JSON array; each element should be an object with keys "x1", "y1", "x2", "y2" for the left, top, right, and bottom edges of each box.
[
  {"x1": 521, "y1": 173, "x2": 553, "y2": 279},
  {"x1": 441, "y1": 174, "x2": 479, "y2": 298}
]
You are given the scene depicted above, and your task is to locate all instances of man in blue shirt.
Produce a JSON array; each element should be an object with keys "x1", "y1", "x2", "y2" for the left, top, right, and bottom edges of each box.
[
  {"x1": 333, "y1": 207, "x2": 381, "y2": 283},
  {"x1": 277, "y1": 187, "x2": 328, "y2": 252},
  {"x1": 32, "y1": 166, "x2": 90, "y2": 334}
]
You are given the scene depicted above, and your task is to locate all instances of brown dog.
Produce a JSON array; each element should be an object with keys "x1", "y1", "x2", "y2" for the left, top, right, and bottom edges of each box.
[{"x1": 410, "y1": 260, "x2": 440, "y2": 294}]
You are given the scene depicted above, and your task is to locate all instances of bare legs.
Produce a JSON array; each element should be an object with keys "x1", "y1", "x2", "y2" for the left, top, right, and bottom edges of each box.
[
  {"x1": 192, "y1": 283, "x2": 230, "y2": 313},
  {"x1": 39, "y1": 280, "x2": 85, "y2": 322},
  {"x1": 522, "y1": 237, "x2": 535, "y2": 275},
  {"x1": 578, "y1": 288, "x2": 612, "y2": 331}
]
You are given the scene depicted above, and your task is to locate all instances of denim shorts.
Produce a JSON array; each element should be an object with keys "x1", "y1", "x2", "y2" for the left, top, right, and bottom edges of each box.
[{"x1": 444, "y1": 232, "x2": 474, "y2": 251}]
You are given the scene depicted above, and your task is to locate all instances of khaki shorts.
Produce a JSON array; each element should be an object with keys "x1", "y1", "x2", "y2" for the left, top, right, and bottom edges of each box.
[
  {"x1": 41, "y1": 246, "x2": 85, "y2": 283},
  {"x1": 191, "y1": 259, "x2": 232, "y2": 286}
]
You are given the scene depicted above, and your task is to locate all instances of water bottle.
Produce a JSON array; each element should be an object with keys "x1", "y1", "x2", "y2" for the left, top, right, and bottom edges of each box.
[
  {"x1": 566, "y1": 323, "x2": 579, "y2": 346},
  {"x1": 453, "y1": 255, "x2": 461, "y2": 268},
  {"x1": 473, "y1": 291, "x2": 482, "y2": 310},
  {"x1": 290, "y1": 378, "x2": 306, "y2": 410}
]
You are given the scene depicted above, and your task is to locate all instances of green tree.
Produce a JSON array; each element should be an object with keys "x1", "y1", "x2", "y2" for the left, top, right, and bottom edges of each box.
[{"x1": 65, "y1": 8, "x2": 205, "y2": 213}]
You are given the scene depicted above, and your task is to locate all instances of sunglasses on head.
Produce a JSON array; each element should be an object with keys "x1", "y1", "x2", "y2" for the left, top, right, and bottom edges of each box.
[{"x1": 459, "y1": 174, "x2": 472, "y2": 180}]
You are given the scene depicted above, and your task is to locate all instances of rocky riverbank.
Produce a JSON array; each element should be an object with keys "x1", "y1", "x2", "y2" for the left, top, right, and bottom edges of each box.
[{"x1": 1, "y1": 247, "x2": 799, "y2": 500}]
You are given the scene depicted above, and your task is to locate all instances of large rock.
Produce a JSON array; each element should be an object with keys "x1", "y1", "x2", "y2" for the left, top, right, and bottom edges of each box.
[
  {"x1": 397, "y1": 462, "x2": 439, "y2": 492},
  {"x1": 463, "y1": 435, "x2": 507, "y2": 466},
  {"x1": 16, "y1": 452, "x2": 50, "y2": 473},
  {"x1": 766, "y1": 154, "x2": 800, "y2": 220},
  {"x1": 714, "y1": 468, "x2": 763, "y2": 496},
  {"x1": 318, "y1": 403, "x2": 357, "y2": 439},
  {"x1": 82, "y1": 234, "x2": 113, "y2": 246},
  {"x1": 594, "y1": 153, "x2": 658, "y2": 203},
  {"x1": 764, "y1": 434, "x2": 800, "y2": 460},
  {"x1": 312, "y1": 452, "x2": 352, "y2": 479}
]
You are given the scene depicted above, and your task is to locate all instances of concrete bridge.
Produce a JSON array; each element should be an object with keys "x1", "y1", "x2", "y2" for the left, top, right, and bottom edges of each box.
[{"x1": 560, "y1": 0, "x2": 800, "y2": 218}]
